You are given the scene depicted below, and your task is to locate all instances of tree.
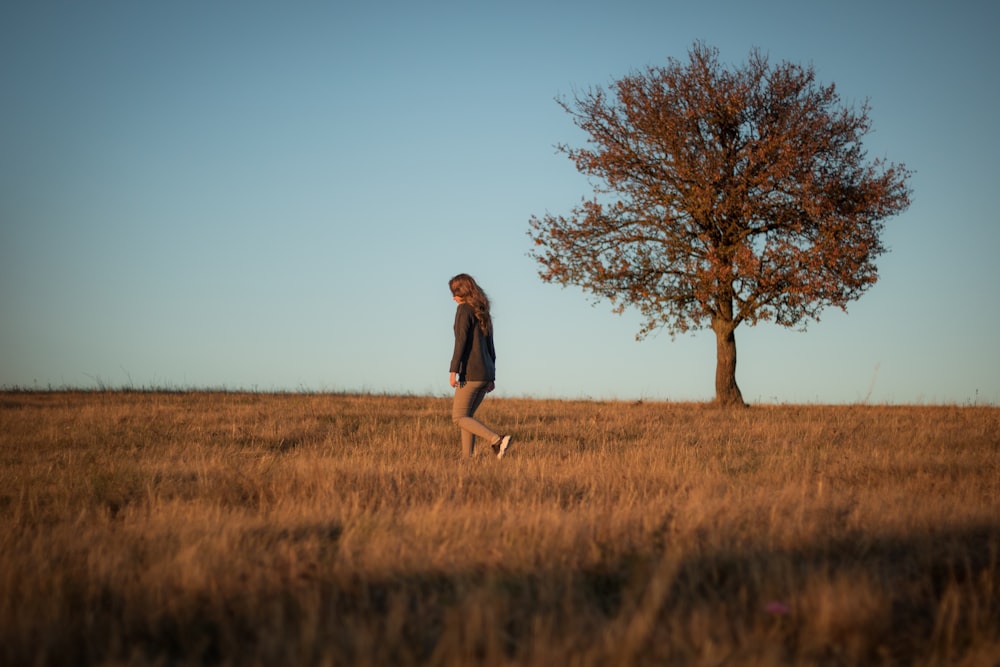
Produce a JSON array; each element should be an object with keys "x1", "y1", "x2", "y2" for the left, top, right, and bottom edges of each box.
[{"x1": 528, "y1": 42, "x2": 912, "y2": 406}]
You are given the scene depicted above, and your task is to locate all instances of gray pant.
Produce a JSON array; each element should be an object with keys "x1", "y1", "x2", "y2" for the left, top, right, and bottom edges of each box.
[{"x1": 452, "y1": 380, "x2": 500, "y2": 457}]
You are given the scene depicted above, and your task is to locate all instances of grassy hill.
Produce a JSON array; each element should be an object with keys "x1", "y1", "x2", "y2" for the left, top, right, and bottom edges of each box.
[{"x1": 2, "y1": 391, "x2": 997, "y2": 665}]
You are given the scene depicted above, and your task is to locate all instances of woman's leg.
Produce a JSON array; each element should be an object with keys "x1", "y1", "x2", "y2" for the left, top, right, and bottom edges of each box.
[{"x1": 452, "y1": 380, "x2": 500, "y2": 457}]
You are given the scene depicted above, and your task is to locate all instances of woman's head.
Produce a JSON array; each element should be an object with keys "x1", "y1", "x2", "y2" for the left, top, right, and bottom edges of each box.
[
  {"x1": 449, "y1": 273, "x2": 480, "y2": 301},
  {"x1": 449, "y1": 273, "x2": 492, "y2": 335}
]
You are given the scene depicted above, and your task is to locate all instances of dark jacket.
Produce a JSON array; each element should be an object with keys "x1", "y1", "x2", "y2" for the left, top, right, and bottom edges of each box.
[{"x1": 449, "y1": 303, "x2": 496, "y2": 382}]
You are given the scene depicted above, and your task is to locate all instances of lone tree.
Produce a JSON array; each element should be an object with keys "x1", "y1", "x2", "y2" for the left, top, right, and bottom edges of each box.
[{"x1": 529, "y1": 42, "x2": 912, "y2": 406}]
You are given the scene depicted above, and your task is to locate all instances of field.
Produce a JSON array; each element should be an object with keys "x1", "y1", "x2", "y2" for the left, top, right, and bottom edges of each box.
[{"x1": 1, "y1": 391, "x2": 998, "y2": 666}]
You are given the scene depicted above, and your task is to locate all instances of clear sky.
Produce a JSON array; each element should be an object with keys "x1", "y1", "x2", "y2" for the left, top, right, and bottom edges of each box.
[{"x1": 2, "y1": 1, "x2": 998, "y2": 404}]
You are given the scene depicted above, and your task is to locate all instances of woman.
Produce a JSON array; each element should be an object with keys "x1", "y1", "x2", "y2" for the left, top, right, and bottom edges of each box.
[{"x1": 448, "y1": 273, "x2": 512, "y2": 459}]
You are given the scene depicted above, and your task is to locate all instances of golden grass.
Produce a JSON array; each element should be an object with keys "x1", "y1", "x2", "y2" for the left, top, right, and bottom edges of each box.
[{"x1": 1, "y1": 391, "x2": 998, "y2": 666}]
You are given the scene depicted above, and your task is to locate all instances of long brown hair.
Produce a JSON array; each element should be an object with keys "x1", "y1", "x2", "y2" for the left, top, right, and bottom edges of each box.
[{"x1": 449, "y1": 273, "x2": 492, "y2": 335}]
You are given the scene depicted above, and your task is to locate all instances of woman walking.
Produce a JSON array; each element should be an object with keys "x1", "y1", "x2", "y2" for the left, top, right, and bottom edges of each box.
[{"x1": 448, "y1": 273, "x2": 512, "y2": 459}]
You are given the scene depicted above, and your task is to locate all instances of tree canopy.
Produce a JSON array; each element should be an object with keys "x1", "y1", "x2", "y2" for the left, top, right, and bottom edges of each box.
[{"x1": 528, "y1": 42, "x2": 912, "y2": 405}]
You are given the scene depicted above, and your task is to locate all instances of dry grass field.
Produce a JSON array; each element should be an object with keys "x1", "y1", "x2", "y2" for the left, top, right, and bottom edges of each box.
[{"x1": 1, "y1": 391, "x2": 998, "y2": 666}]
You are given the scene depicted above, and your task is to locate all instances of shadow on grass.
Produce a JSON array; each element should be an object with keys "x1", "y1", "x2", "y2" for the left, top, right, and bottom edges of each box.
[{"x1": 9, "y1": 522, "x2": 999, "y2": 666}]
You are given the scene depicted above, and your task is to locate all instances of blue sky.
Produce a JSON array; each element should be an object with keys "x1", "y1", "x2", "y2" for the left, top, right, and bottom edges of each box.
[{"x1": 2, "y1": 1, "x2": 997, "y2": 404}]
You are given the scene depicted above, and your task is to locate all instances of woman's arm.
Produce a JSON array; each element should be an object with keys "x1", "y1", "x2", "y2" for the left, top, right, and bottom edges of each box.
[{"x1": 449, "y1": 304, "x2": 475, "y2": 382}]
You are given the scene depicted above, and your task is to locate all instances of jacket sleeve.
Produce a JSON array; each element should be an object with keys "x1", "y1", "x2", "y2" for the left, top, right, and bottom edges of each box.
[{"x1": 449, "y1": 305, "x2": 474, "y2": 374}]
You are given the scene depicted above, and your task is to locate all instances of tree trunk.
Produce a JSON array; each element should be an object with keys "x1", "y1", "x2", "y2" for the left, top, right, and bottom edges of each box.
[{"x1": 712, "y1": 317, "x2": 746, "y2": 407}]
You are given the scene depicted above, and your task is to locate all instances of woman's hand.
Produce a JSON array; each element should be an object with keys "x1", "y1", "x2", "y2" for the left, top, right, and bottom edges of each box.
[{"x1": 450, "y1": 372, "x2": 458, "y2": 388}]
